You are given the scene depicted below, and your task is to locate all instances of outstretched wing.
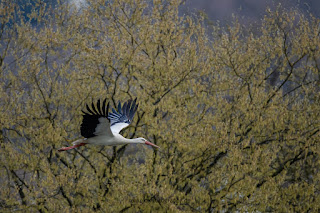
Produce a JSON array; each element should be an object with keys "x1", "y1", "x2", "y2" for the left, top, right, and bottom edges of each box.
[
  {"x1": 81, "y1": 99, "x2": 113, "y2": 138},
  {"x1": 108, "y1": 98, "x2": 138, "y2": 134}
]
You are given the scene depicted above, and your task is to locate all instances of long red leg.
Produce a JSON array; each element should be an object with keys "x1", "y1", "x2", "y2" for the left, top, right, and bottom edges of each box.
[{"x1": 58, "y1": 143, "x2": 87, "y2": 152}]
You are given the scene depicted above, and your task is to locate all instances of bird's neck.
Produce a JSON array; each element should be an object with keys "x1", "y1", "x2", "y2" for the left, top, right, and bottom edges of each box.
[
  {"x1": 126, "y1": 138, "x2": 144, "y2": 144},
  {"x1": 114, "y1": 134, "x2": 143, "y2": 144}
]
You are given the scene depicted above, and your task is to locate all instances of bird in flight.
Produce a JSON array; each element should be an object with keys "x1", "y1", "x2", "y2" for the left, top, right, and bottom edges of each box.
[{"x1": 58, "y1": 98, "x2": 159, "y2": 152}]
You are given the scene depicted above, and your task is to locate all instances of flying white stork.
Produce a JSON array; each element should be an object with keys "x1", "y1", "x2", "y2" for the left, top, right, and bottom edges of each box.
[{"x1": 58, "y1": 98, "x2": 159, "y2": 151}]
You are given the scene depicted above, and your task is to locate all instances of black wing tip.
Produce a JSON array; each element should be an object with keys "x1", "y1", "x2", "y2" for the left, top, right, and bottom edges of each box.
[
  {"x1": 82, "y1": 99, "x2": 110, "y2": 118},
  {"x1": 107, "y1": 97, "x2": 139, "y2": 125},
  {"x1": 102, "y1": 98, "x2": 107, "y2": 116},
  {"x1": 97, "y1": 99, "x2": 102, "y2": 115},
  {"x1": 82, "y1": 98, "x2": 138, "y2": 116},
  {"x1": 116, "y1": 97, "x2": 138, "y2": 109}
]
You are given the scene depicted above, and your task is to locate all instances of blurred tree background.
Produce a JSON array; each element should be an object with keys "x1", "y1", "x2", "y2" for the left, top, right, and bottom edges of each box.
[{"x1": 0, "y1": 0, "x2": 319, "y2": 212}]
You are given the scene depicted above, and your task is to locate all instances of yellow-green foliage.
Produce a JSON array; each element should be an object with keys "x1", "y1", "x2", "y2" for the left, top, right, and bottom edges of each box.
[{"x1": 0, "y1": 0, "x2": 319, "y2": 212}]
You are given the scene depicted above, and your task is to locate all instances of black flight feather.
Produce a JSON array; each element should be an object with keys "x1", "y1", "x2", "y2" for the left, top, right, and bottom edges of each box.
[
  {"x1": 108, "y1": 98, "x2": 139, "y2": 126},
  {"x1": 80, "y1": 99, "x2": 110, "y2": 138}
]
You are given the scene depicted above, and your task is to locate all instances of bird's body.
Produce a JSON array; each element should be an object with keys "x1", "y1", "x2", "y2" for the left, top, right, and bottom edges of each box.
[
  {"x1": 82, "y1": 134, "x2": 142, "y2": 146},
  {"x1": 58, "y1": 98, "x2": 159, "y2": 152}
]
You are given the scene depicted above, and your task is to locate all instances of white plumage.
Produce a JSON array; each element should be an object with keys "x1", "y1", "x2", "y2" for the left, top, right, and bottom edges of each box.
[{"x1": 58, "y1": 98, "x2": 159, "y2": 152}]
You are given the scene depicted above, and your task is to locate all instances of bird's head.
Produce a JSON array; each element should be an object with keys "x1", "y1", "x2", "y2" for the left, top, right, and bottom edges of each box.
[{"x1": 138, "y1": 137, "x2": 160, "y2": 149}]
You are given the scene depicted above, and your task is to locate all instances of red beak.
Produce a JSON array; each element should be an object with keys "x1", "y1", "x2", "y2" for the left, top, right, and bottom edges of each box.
[{"x1": 145, "y1": 141, "x2": 160, "y2": 148}]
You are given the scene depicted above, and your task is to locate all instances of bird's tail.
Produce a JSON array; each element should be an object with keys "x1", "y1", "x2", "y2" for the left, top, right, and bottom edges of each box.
[
  {"x1": 72, "y1": 138, "x2": 86, "y2": 145},
  {"x1": 58, "y1": 138, "x2": 87, "y2": 152}
]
